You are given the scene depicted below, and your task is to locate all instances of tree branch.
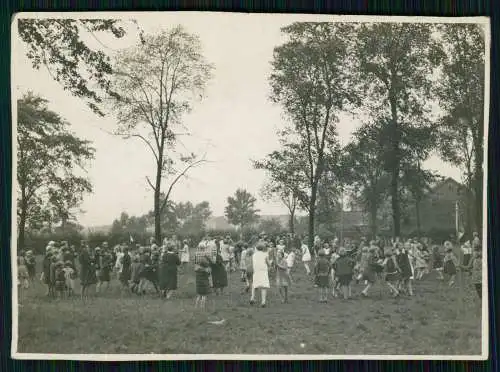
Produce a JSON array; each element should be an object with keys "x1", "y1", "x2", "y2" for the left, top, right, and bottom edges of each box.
[
  {"x1": 123, "y1": 133, "x2": 159, "y2": 163},
  {"x1": 146, "y1": 176, "x2": 156, "y2": 191},
  {"x1": 159, "y1": 155, "x2": 210, "y2": 212}
]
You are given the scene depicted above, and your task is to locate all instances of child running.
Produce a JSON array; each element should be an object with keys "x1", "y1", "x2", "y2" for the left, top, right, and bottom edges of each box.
[{"x1": 382, "y1": 249, "x2": 401, "y2": 297}]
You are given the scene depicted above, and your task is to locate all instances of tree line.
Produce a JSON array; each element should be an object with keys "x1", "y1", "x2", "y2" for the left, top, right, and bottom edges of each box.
[
  {"x1": 16, "y1": 20, "x2": 485, "y2": 251},
  {"x1": 254, "y1": 22, "x2": 485, "y2": 252}
]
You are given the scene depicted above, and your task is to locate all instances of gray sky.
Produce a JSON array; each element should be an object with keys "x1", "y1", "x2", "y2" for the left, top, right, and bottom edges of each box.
[{"x1": 13, "y1": 13, "x2": 463, "y2": 227}]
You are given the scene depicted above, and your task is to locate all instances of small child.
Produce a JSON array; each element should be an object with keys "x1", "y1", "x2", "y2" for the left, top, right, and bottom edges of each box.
[
  {"x1": 396, "y1": 243, "x2": 414, "y2": 296},
  {"x1": 130, "y1": 255, "x2": 144, "y2": 294},
  {"x1": 195, "y1": 257, "x2": 211, "y2": 309},
  {"x1": 431, "y1": 245, "x2": 445, "y2": 280},
  {"x1": 443, "y1": 241, "x2": 459, "y2": 286},
  {"x1": 314, "y1": 249, "x2": 331, "y2": 303},
  {"x1": 275, "y1": 250, "x2": 291, "y2": 303},
  {"x1": 463, "y1": 247, "x2": 482, "y2": 299},
  {"x1": 244, "y1": 248, "x2": 254, "y2": 293},
  {"x1": 383, "y1": 249, "x2": 401, "y2": 297},
  {"x1": 63, "y1": 261, "x2": 76, "y2": 297},
  {"x1": 54, "y1": 261, "x2": 67, "y2": 298},
  {"x1": 240, "y1": 244, "x2": 248, "y2": 283},
  {"x1": 333, "y1": 248, "x2": 354, "y2": 300},
  {"x1": 17, "y1": 256, "x2": 30, "y2": 289},
  {"x1": 211, "y1": 252, "x2": 228, "y2": 295}
]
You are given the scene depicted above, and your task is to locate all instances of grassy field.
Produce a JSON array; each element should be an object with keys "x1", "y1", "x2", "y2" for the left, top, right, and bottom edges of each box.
[{"x1": 15, "y1": 255, "x2": 482, "y2": 356}]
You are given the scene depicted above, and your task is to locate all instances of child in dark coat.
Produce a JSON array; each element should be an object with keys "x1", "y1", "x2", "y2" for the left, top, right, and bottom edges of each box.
[
  {"x1": 333, "y1": 248, "x2": 355, "y2": 300},
  {"x1": 195, "y1": 257, "x2": 211, "y2": 309},
  {"x1": 211, "y1": 253, "x2": 228, "y2": 295},
  {"x1": 314, "y1": 249, "x2": 331, "y2": 303}
]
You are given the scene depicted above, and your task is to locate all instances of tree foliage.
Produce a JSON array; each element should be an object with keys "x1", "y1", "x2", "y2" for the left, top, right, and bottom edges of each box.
[
  {"x1": 355, "y1": 23, "x2": 442, "y2": 237},
  {"x1": 108, "y1": 25, "x2": 214, "y2": 242},
  {"x1": 224, "y1": 189, "x2": 260, "y2": 229},
  {"x1": 17, "y1": 18, "x2": 136, "y2": 116},
  {"x1": 434, "y1": 23, "x2": 485, "y2": 232},
  {"x1": 17, "y1": 93, "x2": 94, "y2": 248},
  {"x1": 270, "y1": 22, "x2": 357, "y2": 250}
]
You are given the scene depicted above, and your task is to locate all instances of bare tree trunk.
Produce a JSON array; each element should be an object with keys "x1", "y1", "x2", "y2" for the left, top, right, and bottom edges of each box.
[
  {"x1": 415, "y1": 199, "x2": 421, "y2": 237},
  {"x1": 289, "y1": 212, "x2": 295, "y2": 235},
  {"x1": 18, "y1": 188, "x2": 27, "y2": 250},
  {"x1": 308, "y1": 183, "x2": 318, "y2": 257},
  {"x1": 369, "y1": 204, "x2": 378, "y2": 240},
  {"x1": 389, "y1": 96, "x2": 401, "y2": 238},
  {"x1": 154, "y1": 158, "x2": 163, "y2": 244}
]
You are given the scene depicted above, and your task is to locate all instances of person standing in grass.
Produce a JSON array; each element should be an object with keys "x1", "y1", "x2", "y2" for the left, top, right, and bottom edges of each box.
[
  {"x1": 382, "y1": 249, "x2": 401, "y2": 298},
  {"x1": 244, "y1": 247, "x2": 254, "y2": 293},
  {"x1": 25, "y1": 250, "x2": 36, "y2": 283},
  {"x1": 301, "y1": 239, "x2": 312, "y2": 276},
  {"x1": 180, "y1": 239, "x2": 190, "y2": 269},
  {"x1": 430, "y1": 244, "x2": 445, "y2": 280},
  {"x1": 239, "y1": 244, "x2": 248, "y2": 283},
  {"x1": 211, "y1": 251, "x2": 228, "y2": 295},
  {"x1": 313, "y1": 249, "x2": 331, "y2": 303},
  {"x1": 463, "y1": 246, "x2": 482, "y2": 299},
  {"x1": 119, "y1": 247, "x2": 132, "y2": 293},
  {"x1": 17, "y1": 255, "x2": 30, "y2": 290},
  {"x1": 250, "y1": 242, "x2": 270, "y2": 307},
  {"x1": 195, "y1": 257, "x2": 211, "y2": 310},
  {"x1": 332, "y1": 248, "x2": 354, "y2": 300},
  {"x1": 130, "y1": 255, "x2": 144, "y2": 295},
  {"x1": 79, "y1": 245, "x2": 97, "y2": 299},
  {"x1": 275, "y1": 250, "x2": 291, "y2": 303},
  {"x1": 443, "y1": 241, "x2": 459, "y2": 287},
  {"x1": 396, "y1": 242, "x2": 414, "y2": 296},
  {"x1": 158, "y1": 245, "x2": 181, "y2": 299}
]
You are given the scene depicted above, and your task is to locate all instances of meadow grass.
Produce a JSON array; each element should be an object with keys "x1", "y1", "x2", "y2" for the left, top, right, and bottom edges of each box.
[{"x1": 16, "y1": 256, "x2": 482, "y2": 355}]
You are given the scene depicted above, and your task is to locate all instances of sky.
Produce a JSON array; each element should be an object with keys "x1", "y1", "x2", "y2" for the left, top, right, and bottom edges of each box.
[{"x1": 12, "y1": 13, "x2": 466, "y2": 228}]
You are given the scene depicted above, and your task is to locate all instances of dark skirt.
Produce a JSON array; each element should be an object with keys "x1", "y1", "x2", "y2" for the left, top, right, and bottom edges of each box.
[
  {"x1": 444, "y1": 261, "x2": 456, "y2": 275},
  {"x1": 196, "y1": 272, "x2": 210, "y2": 295},
  {"x1": 55, "y1": 280, "x2": 66, "y2": 291},
  {"x1": 119, "y1": 267, "x2": 131, "y2": 283},
  {"x1": 159, "y1": 266, "x2": 177, "y2": 290},
  {"x1": 337, "y1": 274, "x2": 352, "y2": 286},
  {"x1": 433, "y1": 257, "x2": 444, "y2": 269},
  {"x1": 462, "y1": 254, "x2": 472, "y2": 267},
  {"x1": 363, "y1": 270, "x2": 376, "y2": 284},
  {"x1": 27, "y1": 264, "x2": 36, "y2": 278},
  {"x1": 80, "y1": 266, "x2": 97, "y2": 286},
  {"x1": 385, "y1": 271, "x2": 400, "y2": 282},
  {"x1": 315, "y1": 275, "x2": 329, "y2": 288},
  {"x1": 98, "y1": 267, "x2": 111, "y2": 282},
  {"x1": 212, "y1": 264, "x2": 228, "y2": 289}
]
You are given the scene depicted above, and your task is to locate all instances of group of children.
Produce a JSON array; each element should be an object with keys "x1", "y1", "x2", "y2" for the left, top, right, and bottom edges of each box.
[{"x1": 18, "y1": 232, "x2": 483, "y2": 308}]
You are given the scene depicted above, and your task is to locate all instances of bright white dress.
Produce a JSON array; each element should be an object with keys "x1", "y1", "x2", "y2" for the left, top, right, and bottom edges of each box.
[
  {"x1": 220, "y1": 243, "x2": 230, "y2": 262},
  {"x1": 180, "y1": 244, "x2": 190, "y2": 263},
  {"x1": 252, "y1": 250, "x2": 270, "y2": 289},
  {"x1": 301, "y1": 244, "x2": 311, "y2": 262},
  {"x1": 286, "y1": 252, "x2": 296, "y2": 268}
]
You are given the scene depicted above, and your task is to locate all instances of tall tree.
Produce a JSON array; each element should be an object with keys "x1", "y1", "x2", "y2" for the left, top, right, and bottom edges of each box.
[
  {"x1": 270, "y1": 22, "x2": 357, "y2": 250},
  {"x1": 108, "y1": 25, "x2": 214, "y2": 243},
  {"x1": 253, "y1": 141, "x2": 307, "y2": 234},
  {"x1": 17, "y1": 18, "x2": 141, "y2": 116},
  {"x1": 356, "y1": 23, "x2": 442, "y2": 237},
  {"x1": 435, "y1": 24, "x2": 485, "y2": 233},
  {"x1": 224, "y1": 189, "x2": 260, "y2": 230},
  {"x1": 17, "y1": 93, "x2": 94, "y2": 248},
  {"x1": 341, "y1": 123, "x2": 390, "y2": 238}
]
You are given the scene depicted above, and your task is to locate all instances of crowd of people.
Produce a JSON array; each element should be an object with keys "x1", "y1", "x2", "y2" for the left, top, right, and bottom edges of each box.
[{"x1": 16, "y1": 231, "x2": 483, "y2": 309}]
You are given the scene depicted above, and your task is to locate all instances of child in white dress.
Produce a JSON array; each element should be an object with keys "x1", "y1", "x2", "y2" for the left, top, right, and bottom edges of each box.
[
  {"x1": 251, "y1": 243, "x2": 270, "y2": 307},
  {"x1": 301, "y1": 241, "x2": 312, "y2": 275}
]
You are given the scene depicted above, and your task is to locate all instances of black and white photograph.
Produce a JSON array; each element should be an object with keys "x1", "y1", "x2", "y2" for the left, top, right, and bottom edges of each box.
[{"x1": 11, "y1": 13, "x2": 489, "y2": 359}]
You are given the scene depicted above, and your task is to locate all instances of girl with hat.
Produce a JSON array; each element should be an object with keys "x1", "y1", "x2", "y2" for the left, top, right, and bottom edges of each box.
[
  {"x1": 119, "y1": 247, "x2": 132, "y2": 293},
  {"x1": 313, "y1": 249, "x2": 331, "y2": 303},
  {"x1": 158, "y1": 244, "x2": 181, "y2": 299},
  {"x1": 430, "y1": 245, "x2": 445, "y2": 280},
  {"x1": 25, "y1": 250, "x2": 36, "y2": 283},
  {"x1": 250, "y1": 242, "x2": 270, "y2": 307},
  {"x1": 443, "y1": 241, "x2": 459, "y2": 286},
  {"x1": 17, "y1": 255, "x2": 30, "y2": 290},
  {"x1": 211, "y1": 249, "x2": 228, "y2": 295},
  {"x1": 360, "y1": 247, "x2": 378, "y2": 297},
  {"x1": 462, "y1": 246, "x2": 482, "y2": 299},
  {"x1": 79, "y1": 245, "x2": 97, "y2": 300},
  {"x1": 333, "y1": 247, "x2": 355, "y2": 300},
  {"x1": 244, "y1": 247, "x2": 254, "y2": 293}
]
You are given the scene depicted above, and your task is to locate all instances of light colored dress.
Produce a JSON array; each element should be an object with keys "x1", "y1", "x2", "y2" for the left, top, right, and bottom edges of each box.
[
  {"x1": 252, "y1": 250, "x2": 270, "y2": 289},
  {"x1": 301, "y1": 244, "x2": 311, "y2": 262},
  {"x1": 180, "y1": 244, "x2": 190, "y2": 263},
  {"x1": 220, "y1": 242, "x2": 230, "y2": 262},
  {"x1": 240, "y1": 249, "x2": 248, "y2": 271}
]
